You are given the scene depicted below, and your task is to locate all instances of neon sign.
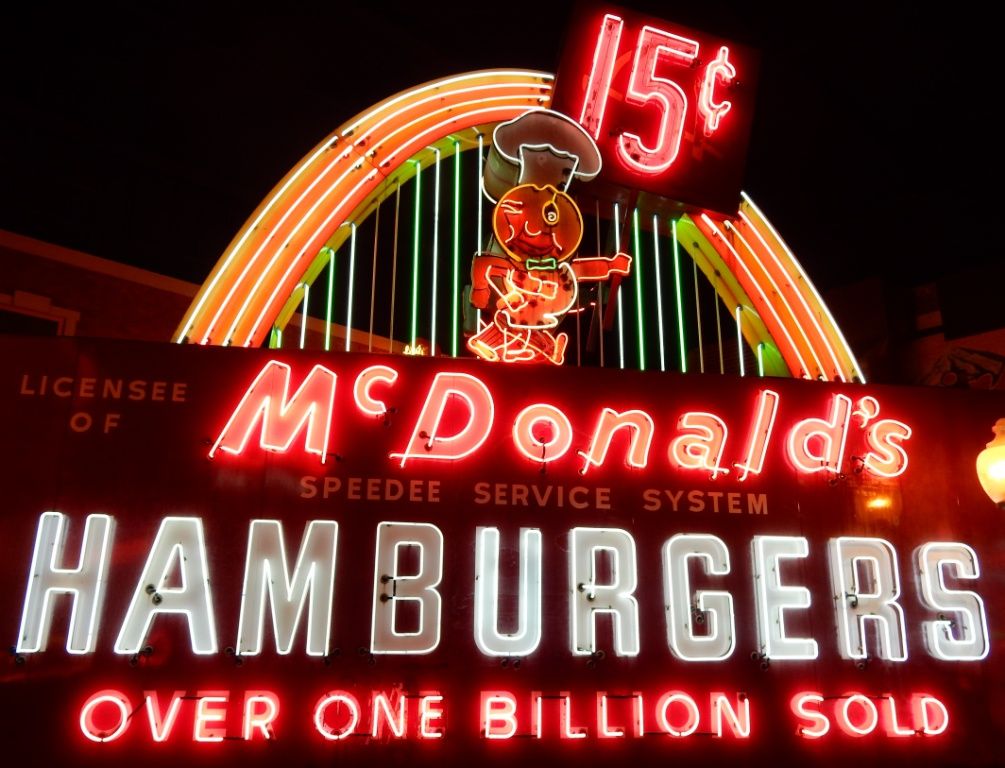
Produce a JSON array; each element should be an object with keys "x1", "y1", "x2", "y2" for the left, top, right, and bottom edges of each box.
[
  {"x1": 551, "y1": 1, "x2": 759, "y2": 213},
  {"x1": 3, "y1": 338, "x2": 1002, "y2": 766}
]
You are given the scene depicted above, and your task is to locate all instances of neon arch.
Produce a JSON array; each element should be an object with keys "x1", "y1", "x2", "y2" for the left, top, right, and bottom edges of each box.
[{"x1": 174, "y1": 69, "x2": 864, "y2": 383}]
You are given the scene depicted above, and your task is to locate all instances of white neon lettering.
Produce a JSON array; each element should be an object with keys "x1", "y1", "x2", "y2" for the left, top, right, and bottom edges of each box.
[
  {"x1": 80, "y1": 690, "x2": 131, "y2": 743},
  {"x1": 210, "y1": 360, "x2": 337, "y2": 463},
  {"x1": 16, "y1": 511, "x2": 114, "y2": 654},
  {"x1": 751, "y1": 535, "x2": 817, "y2": 660},
  {"x1": 569, "y1": 527, "x2": 640, "y2": 656},
  {"x1": 371, "y1": 522, "x2": 443, "y2": 654},
  {"x1": 663, "y1": 534, "x2": 735, "y2": 661},
  {"x1": 917, "y1": 542, "x2": 989, "y2": 660},
  {"x1": 236, "y1": 519, "x2": 339, "y2": 656},
  {"x1": 828, "y1": 537, "x2": 907, "y2": 661},
  {"x1": 114, "y1": 517, "x2": 217, "y2": 655},
  {"x1": 391, "y1": 372, "x2": 494, "y2": 466},
  {"x1": 353, "y1": 364, "x2": 398, "y2": 416},
  {"x1": 474, "y1": 527, "x2": 542, "y2": 657}
]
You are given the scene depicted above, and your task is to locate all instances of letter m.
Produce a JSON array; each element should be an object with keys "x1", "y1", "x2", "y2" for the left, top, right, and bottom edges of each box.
[{"x1": 210, "y1": 361, "x2": 337, "y2": 463}]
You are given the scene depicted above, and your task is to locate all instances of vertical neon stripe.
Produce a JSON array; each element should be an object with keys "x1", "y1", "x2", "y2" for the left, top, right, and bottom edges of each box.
[
  {"x1": 757, "y1": 342, "x2": 765, "y2": 377},
  {"x1": 324, "y1": 247, "x2": 335, "y2": 352},
  {"x1": 595, "y1": 200, "x2": 604, "y2": 367},
  {"x1": 451, "y1": 141, "x2": 461, "y2": 357},
  {"x1": 632, "y1": 208, "x2": 646, "y2": 372},
  {"x1": 389, "y1": 186, "x2": 401, "y2": 346},
  {"x1": 476, "y1": 133, "x2": 484, "y2": 330},
  {"x1": 430, "y1": 148, "x2": 442, "y2": 355},
  {"x1": 715, "y1": 285, "x2": 724, "y2": 374},
  {"x1": 344, "y1": 222, "x2": 357, "y2": 352},
  {"x1": 368, "y1": 200, "x2": 381, "y2": 352},
  {"x1": 274, "y1": 327, "x2": 282, "y2": 349},
  {"x1": 410, "y1": 161, "x2": 422, "y2": 348},
  {"x1": 299, "y1": 282, "x2": 309, "y2": 350},
  {"x1": 693, "y1": 261, "x2": 704, "y2": 373},
  {"x1": 651, "y1": 214, "x2": 666, "y2": 372},
  {"x1": 671, "y1": 219, "x2": 687, "y2": 373},
  {"x1": 613, "y1": 203, "x2": 625, "y2": 370},
  {"x1": 735, "y1": 305, "x2": 745, "y2": 376}
]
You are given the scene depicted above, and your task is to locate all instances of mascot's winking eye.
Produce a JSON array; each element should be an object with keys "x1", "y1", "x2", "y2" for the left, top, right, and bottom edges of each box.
[{"x1": 493, "y1": 183, "x2": 583, "y2": 264}]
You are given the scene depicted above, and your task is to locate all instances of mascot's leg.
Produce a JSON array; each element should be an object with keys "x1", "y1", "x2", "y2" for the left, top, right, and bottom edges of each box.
[{"x1": 467, "y1": 314, "x2": 506, "y2": 361}]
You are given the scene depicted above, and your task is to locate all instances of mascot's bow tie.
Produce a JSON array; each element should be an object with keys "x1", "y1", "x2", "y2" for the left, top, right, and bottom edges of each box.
[{"x1": 525, "y1": 257, "x2": 557, "y2": 271}]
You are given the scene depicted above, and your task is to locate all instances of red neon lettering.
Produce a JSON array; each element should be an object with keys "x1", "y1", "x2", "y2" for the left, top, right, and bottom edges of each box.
[
  {"x1": 353, "y1": 364, "x2": 398, "y2": 417},
  {"x1": 912, "y1": 694, "x2": 949, "y2": 736},
  {"x1": 371, "y1": 691, "x2": 407, "y2": 738},
  {"x1": 419, "y1": 693, "x2": 445, "y2": 739},
  {"x1": 80, "y1": 689, "x2": 132, "y2": 743},
  {"x1": 791, "y1": 692, "x2": 830, "y2": 739},
  {"x1": 513, "y1": 403, "x2": 574, "y2": 463},
  {"x1": 482, "y1": 691, "x2": 518, "y2": 739},
  {"x1": 881, "y1": 695, "x2": 915, "y2": 737},
  {"x1": 391, "y1": 373, "x2": 493, "y2": 466},
  {"x1": 710, "y1": 692, "x2": 750, "y2": 738},
  {"x1": 210, "y1": 361, "x2": 337, "y2": 463},
  {"x1": 561, "y1": 692, "x2": 588, "y2": 739},
  {"x1": 669, "y1": 411, "x2": 730, "y2": 479},
  {"x1": 617, "y1": 25, "x2": 699, "y2": 174},
  {"x1": 836, "y1": 694, "x2": 879, "y2": 737},
  {"x1": 144, "y1": 690, "x2": 184, "y2": 742},
  {"x1": 314, "y1": 691, "x2": 360, "y2": 740},
  {"x1": 596, "y1": 693, "x2": 624, "y2": 738},
  {"x1": 243, "y1": 691, "x2": 279, "y2": 741},
  {"x1": 579, "y1": 408, "x2": 654, "y2": 473},
  {"x1": 698, "y1": 46, "x2": 736, "y2": 136},
  {"x1": 735, "y1": 390, "x2": 780, "y2": 481},
  {"x1": 786, "y1": 394, "x2": 852, "y2": 474},
  {"x1": 656, "y1": 691, "x2": 699, "y2": 737},
  {"x1": 579, "y1": 14, "x2": 624, "y2": 139},
  {"x1": 194, "y1": 691, "x2": 229, "y2": 742}
]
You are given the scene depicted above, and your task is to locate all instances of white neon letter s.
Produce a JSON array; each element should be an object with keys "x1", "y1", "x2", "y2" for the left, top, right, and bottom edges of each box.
[
  {"x1": 474, "y1": 527, "x2": 542, "y2": 657},
  {"x1": 569, "y1": 527, "x2": 640, "y2": 657},
  {"x1": 916, "y1": 542, "x2": 989, "y2": 660},
  {"x1": 828, "y1": 537, "x2": 907, "y2": 661},
  {"x1": 371, "y1": 522, "x2": 443, "y2": 654},
  {"x1": 663, "y1": 533, "x2": 735, "y2": 661},
  {"x1": 236, "y1": 520, "x2": 339, "y2": 656},
  {"x1": 17, "y1": 511, "x2": 115, "y2": 654},
  {"x1": 114, "y1": 517, "x2": 217, "y2": 655},
  {"x1": 751, "y1": 535, "x2": 817, "y2": 660}
]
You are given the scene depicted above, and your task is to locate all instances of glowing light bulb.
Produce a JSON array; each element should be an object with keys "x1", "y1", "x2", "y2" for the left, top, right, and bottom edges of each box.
[{"x1": 976, "y1": 418, "x2": 1005, "y2": 508}]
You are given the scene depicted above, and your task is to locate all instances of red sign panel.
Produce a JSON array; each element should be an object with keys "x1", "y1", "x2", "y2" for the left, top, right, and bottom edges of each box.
[
  {"x1": 2, "y1": 336, "x2": 1004, "y2": 767},
  {"x1": 551, "y1": 2, "x2": 759, "y2": 213}
]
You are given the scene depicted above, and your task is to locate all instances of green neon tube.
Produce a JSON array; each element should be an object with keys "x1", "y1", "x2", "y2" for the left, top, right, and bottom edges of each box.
[
  {"x1": 632, "y1": 207, "x2": 646, "y2": 371},
  {"x1": 651, "y1": 214, "x2": 666, "y2": 372},
  {"x1": 671, "y1": 220, "x2": 687, "y2": 373},
  {"x1": 410, "y1": 161, "x2": 422, "y2": 349},
  {"x1": 757, "y1": 342, "x2": 765, "y2": 377},
  {"x1": 736, "y1": 305, "x2": 745, "y2": 376}
]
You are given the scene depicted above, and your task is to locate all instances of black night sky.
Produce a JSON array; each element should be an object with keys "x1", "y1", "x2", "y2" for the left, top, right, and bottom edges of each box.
[{"x1": 0, "y1": 1, "x2": 998, "y2": 293}]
